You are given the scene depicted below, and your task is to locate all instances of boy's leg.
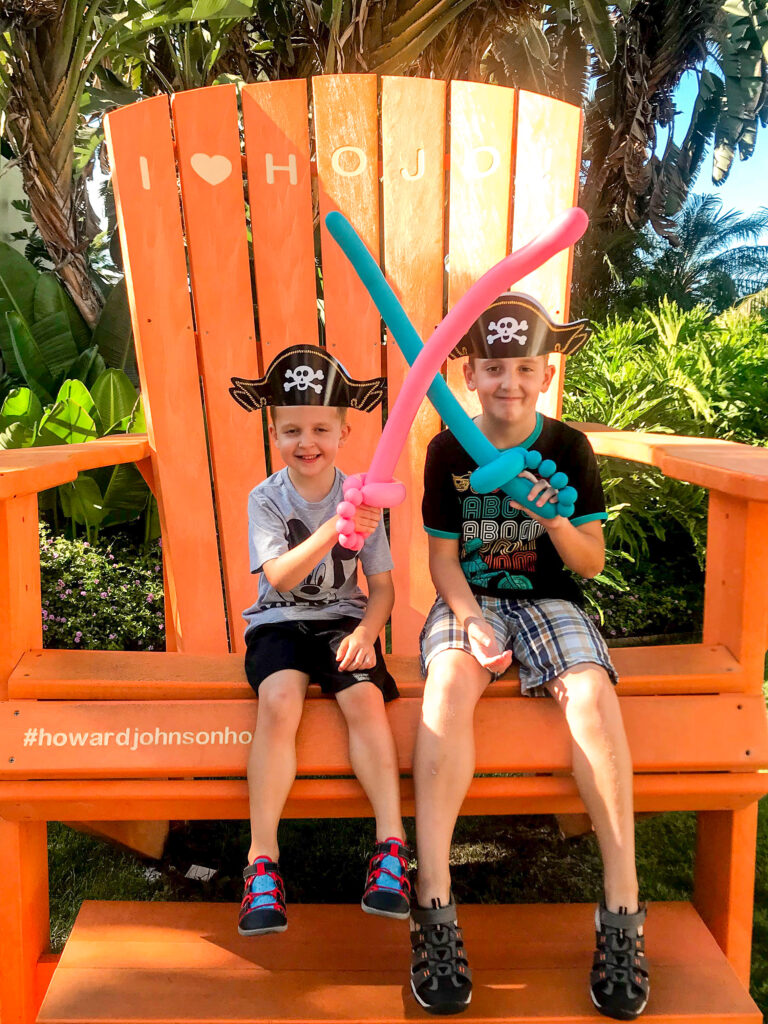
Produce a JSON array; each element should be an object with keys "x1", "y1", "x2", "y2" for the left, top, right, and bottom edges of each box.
[
  {"x1": 546, "y1": 662, "x2": 639, "y2": 913},
  {"x1": 247, "y1": 669, "x2": 309, "y2": 863},
  {"x1": 335, "y1": 681, "x2": 404, "y2": 841},
  {"x1": 413, "y1": 649, "x2": 491, "y2": 906}
]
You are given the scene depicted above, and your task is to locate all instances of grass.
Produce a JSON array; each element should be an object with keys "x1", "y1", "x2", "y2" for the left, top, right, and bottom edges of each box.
[{"x1": 49, "y1": 800, "x2": 768, "y2": 1015}]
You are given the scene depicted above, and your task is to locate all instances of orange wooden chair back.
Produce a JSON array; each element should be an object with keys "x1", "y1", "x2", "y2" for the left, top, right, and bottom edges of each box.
[{"x1": 104, "y1": 76, "x2": 582, "y2": 658}]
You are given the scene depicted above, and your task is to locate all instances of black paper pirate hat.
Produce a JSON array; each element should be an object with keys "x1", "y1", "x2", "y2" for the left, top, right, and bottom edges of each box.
[
  {"x1": 451, "y1": 292, "x2": 590, "y2": 360},
  {"x1": 230, "y1": 345, "x2": 385, "y2": 413}
]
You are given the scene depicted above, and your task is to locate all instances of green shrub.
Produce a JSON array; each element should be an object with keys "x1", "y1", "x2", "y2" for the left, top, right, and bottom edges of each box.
[
  {"x1": 40, "y1": 525, "x2": 165, "y2": 650},
  {"x1": 564, "y1": 299, "x2": 768, "y2": 572}
]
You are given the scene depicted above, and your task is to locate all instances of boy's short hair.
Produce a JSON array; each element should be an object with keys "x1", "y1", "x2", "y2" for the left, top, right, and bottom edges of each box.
[{"x1": 269, "y1": 406, "x2": 347, "y2": 426}]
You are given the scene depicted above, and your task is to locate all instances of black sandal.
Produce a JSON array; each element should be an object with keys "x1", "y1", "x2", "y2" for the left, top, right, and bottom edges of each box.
[
  {"x1": 590, "y1": 903, "x2": 650, "y2": 1020},
  {"x1": 410, "y1": 898, "x2": 472, "y2": 1015}
]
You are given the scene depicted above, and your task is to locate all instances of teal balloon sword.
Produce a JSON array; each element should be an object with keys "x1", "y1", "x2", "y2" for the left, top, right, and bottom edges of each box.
[{"x1": 325, "y1": 211, "x2": 580, "y2": 517}]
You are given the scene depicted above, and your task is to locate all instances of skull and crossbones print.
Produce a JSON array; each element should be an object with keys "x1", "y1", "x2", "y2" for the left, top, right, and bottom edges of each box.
[
  {"x1": 486, "y1": 317, "x2": 528, "y2": 347},
  {"x1": 283, "y1": 366, "x2": 325, "y2": 393}
]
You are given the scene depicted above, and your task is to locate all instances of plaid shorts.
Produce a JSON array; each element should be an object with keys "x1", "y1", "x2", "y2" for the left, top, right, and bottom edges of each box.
[{"x1": 419, "y1": 595, "x2": 618, "y2": 696}]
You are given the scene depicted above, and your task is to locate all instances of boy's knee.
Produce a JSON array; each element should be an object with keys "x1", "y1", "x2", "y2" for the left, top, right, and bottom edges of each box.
[
  {"x1": 423, "y1": 657, "x2": 478, "y2": 720},
  {"x1": 257, "y1": 683, "x2": 304, "y2": 728},
  {"x1": 553, "y1": 664, "x2": 614, "y2": 719}
]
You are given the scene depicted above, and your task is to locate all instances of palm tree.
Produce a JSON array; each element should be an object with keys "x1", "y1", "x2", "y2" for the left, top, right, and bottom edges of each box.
[{"x1": 639, "y1": 194, "x2": 768, "y2": 311}]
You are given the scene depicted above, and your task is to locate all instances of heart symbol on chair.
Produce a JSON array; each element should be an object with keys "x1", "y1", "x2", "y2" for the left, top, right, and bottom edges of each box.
[{"x1": 190, "y1": 153, "x2": 232, "y2": 186}]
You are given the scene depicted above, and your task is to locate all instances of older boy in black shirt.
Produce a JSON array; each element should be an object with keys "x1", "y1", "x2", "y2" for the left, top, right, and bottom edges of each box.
[{"x1": 409, "y1": 294, "x2": 649, "y2": 1021}]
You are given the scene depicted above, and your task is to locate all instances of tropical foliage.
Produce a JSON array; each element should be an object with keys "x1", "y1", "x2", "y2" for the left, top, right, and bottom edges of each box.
[
  {"x1": 575, "y1": 194, "x2": 768, "y2": 318},
  {"x1": 1, "y1": 1, "x2": 767, "y2": 319},
  {"x1": 563, "y1": 298, "x2": 768, "y2": 568}
]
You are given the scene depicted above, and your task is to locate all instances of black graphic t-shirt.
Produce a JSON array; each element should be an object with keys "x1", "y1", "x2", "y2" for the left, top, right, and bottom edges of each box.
[{"x1": 422, "y1": 414, "x2": 607, "y2": 604}]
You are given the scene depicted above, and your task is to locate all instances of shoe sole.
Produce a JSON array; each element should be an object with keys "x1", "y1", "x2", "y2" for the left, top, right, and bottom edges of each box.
[
  {"x1": 590, "y1": 987, "x2": 648, "y2": 1020},
  {"x1": 361, "y1": 898, "x2": 411, "y2": 920},
  {"x1": 411, "y1": 978, "x2": 472, "y2": 1015},
  {"x1": 238, "y1": 922, "x2": 288, "y2": 936}
]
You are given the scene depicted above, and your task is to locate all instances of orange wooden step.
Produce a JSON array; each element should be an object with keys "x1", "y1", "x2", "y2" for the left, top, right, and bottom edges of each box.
[{"x1": 38, "y1": 901, "x2": 761, "y2": 1023}]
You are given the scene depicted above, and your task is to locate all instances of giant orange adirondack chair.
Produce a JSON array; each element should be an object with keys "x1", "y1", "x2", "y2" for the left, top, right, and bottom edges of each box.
[{"x1": 2, "y1": 75, "x2": 768, "y2": 1024}]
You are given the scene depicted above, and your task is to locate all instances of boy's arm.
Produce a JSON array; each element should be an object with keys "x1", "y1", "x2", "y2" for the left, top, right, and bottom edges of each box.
[
  {"x1": 545, "y1": 518, "x2": 605, "y2": 578},
  {"x1": 262, "y1": 505, "x2": 381, "y2": 592},
  {"x1": 429, "y1": 535, "x2": 513, "y2": 673},
  {"x1": 518, "y1": 478, "x2": 605, "y2": 578},
  {"x1": 336, "y1": 570, "x2": 393, "y2": 670}
]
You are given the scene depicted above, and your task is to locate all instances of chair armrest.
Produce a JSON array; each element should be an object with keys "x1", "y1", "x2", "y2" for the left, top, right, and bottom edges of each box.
[
  {"x1": 570, "y1": 424, "x2": 768, "y2": 502},
  {"x1": 0, "y1": 436, "x2": 150, "y2": 500}
]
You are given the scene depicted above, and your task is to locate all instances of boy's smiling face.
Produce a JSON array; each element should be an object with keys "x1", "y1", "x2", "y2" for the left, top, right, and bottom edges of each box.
[
  {"x1": 463, "y1": 355, "x2": 554, "y2": 431},
  {"x1": 269, "y1": 405, "x2": 349, "y2": 482}
]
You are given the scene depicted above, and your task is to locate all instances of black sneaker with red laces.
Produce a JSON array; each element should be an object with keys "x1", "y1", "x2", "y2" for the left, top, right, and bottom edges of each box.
[
  {"x1": 361, "y1": 837, "x2": 411, "y2": 919},
  {"x1": 238, "y1": 856, "x2": 287, "y2": 936}
]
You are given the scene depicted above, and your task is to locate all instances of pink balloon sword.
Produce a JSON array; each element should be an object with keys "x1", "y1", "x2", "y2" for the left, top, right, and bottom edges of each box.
[{"x1": 335, "y1": 206, "x2": 589, "y2": 549}]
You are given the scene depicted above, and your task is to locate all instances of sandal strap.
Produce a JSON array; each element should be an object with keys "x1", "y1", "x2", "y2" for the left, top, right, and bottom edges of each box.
[
  {"x1": 598, "y1": 903, "x2": 646, "y2": 931},
  {"x1": 411, "y1": 900, "x2": 459, "y2": 927}
]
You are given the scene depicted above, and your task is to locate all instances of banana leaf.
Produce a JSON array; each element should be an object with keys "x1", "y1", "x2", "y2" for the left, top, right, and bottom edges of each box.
[
  {"x1": 6, "y1": 311, "x2": 56, "y2": 403},
  {"x1": 0, "y1": 386, "x2": 42, "y2": 430},
  {"x1": 31, "y1": 311, "x2": 81, "y2": 386},
  {"x1": 0, "y1": 241, "x2": 39, "y2": 377},
  {"x1": 101, "y1": 462, "x2": 150, "y2": 525},
  {"x1": 36, "y1": 397, "x2": 99, "y2": 446},
  {"x1": 56, "y1": 379, "x2": 101, "y2": 431},
  {"x1": 0, "y1": 421, "x2": 35, "y2": 449},
  {"x1": 90, "y1": 367, "x2": 138, "y2": 434},
  {"x1": 67, "y1": 346, "x2": 107, "y2": 389},
  {"x1": 91, "y1": 278, "x2": 138, "y2": 385},
  {"x1": 59, "y1": 475, "x2": 105, "y2": 530}
]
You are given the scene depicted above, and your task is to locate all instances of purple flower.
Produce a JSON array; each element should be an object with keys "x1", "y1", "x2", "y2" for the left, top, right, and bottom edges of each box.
[
  {"x1": 147, "y1": 645, "x2": 154, "y2": 651},
  {"x1": 66, "y1": 589, "x2": 72, "y2": 595},
  {"x1": 42, "y1": 624, "x2": 48, "y2": 631},
  {"x1": 57, "y1": 580, "x2": 64, "y2": 589},
  {"x1": 42, "y1": 609, "x2": 48, "y2": 619},
  {"x1": 83, "y1": 542, "x2": 90, "y2": 548},
  {"x1": 74, "y1": 632, "x2": 82, "y2": 643},
  {"x1": 154, "y1": 565, "x2": 161, "y2": 574},
  {"x1": 108, "y1": 553, "x2": 114, "y2": 561},
  {"x1": 108, "y1": 633, "x2": 116, "y2": 641},
  {"x1": 146, "y1": 594, "x2": 154, "y2": 603},
  {"x1": 80, "y1": 590, "x2": 87, "y2": 596},
  {"x1": 100, "y1": 592, "x2": 108, "y2": 599}
]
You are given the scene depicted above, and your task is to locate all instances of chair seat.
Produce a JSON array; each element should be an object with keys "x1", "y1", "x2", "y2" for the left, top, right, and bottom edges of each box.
[{"x1": 37, "y1": 901, "x2": 762, "y2": 1023}]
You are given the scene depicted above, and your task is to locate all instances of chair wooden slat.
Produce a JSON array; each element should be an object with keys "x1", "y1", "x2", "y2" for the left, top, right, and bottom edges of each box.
[
  {"x1": 3, "y1": 695, "x2": 766, "y2": 778},
  {"x1": 313, "y1": 74, "x2": 381, "y2": 480},
  {"x1": 103, "y1": 97, "x2": 227, "y2": 653},
  {"x1": 512, "y1": 91, "x2": 583, "y2": 418},
  {"x1": 7, "y1": 643, "x2": 747, "y2": 700},
  {"x1": 3, "y1": 771, "x2": 767, "y2": 823},
  {"x1": 171, "y1": 85, "x2": 264, "y2": 652},
  {"x1": 381, "y1": 76, "x2": 446, "y2": 652},
  {"x1": 446, "y1": 81, "x2": 516, "y2": 417},
  {"x1": 242, "y1": 80, "x2": 319, "y2": 366}
]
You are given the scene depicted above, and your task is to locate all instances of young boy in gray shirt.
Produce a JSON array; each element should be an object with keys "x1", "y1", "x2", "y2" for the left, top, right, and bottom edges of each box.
[{"x1": 229, "y1": 344, "x2": 410, "y2": 935}]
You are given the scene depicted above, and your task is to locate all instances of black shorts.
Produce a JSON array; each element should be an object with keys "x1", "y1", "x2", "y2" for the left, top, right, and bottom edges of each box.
[{"x1": 244, "y1": 616, "x2": 399, "y2": 702}]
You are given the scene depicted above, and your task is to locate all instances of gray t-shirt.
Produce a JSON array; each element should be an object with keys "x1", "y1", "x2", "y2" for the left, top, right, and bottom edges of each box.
[{"x1": 242, "y1": 467, "x2": 394, "y2": 636}]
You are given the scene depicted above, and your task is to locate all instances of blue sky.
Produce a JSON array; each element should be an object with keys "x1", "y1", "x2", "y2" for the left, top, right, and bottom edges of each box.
[{"x1": 671, "y1": 69, "x2": 767, "y2": 220}]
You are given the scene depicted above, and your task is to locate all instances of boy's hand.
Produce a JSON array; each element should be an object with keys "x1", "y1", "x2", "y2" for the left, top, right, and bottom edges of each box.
[
  {"x1": 509, "y1": 470, "x2": 568, "y2": 531},
  {"x1": 352, "y1": 503, "x2": 381, "y2": 538},
  {"x1": 337, "y1": 625, "x2": 377, "y2": 671},
  {"x1": 465, "y1": 616, "x2": 512, "y2": 673}
]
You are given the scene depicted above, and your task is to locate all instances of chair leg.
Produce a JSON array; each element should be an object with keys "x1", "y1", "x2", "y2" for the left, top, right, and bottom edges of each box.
[
  {"x1": 693, "y1": 805, "x2": 758, "y2": 987},
  {"x1": 0, "y1": 819, "x2": 49, "y2": 1024}
]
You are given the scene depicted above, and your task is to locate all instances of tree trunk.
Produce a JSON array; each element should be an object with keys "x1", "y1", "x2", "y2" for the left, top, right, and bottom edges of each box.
[{"x1": 3, "y1": 2, "x2": 104, "y2": 325}]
